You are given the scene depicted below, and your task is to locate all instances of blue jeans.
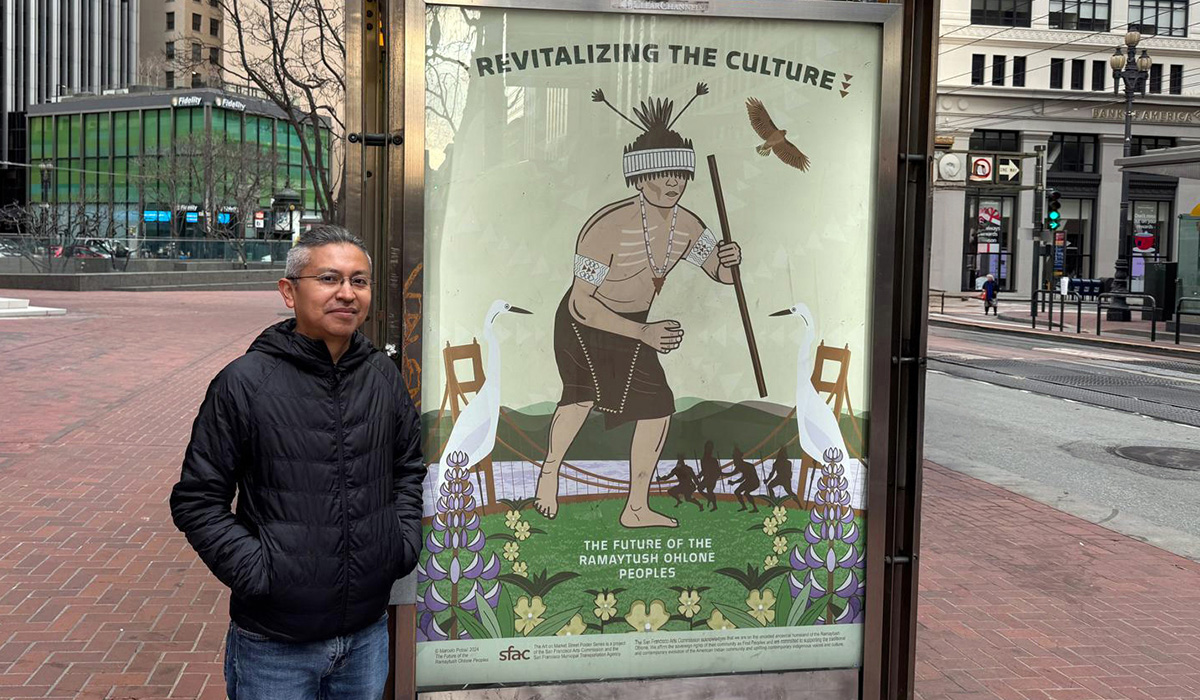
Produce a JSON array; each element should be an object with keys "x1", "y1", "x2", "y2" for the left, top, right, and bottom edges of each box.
[{"x1": 224, "y1": 613, "x2": 390, "y2": 700}]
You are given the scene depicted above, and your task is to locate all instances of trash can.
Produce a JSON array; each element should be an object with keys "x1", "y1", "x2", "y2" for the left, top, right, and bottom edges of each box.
[{"x1": 1143, "y1": 261, "x2": 1178, "y2": 322}]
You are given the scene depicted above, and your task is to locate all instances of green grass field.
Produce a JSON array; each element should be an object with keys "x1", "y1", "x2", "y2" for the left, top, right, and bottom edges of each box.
[{"x1": 426, "y1": 494, "x2": 865, "y2": 636}]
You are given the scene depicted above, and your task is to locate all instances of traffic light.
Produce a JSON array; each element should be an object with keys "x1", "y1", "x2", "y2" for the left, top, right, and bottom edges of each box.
[{"x1": 1047, "y1": 190, "x2": 1062, "y2": 231}]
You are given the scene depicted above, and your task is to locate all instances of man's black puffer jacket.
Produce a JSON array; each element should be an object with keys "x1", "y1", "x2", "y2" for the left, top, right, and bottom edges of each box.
[{"x1": 170, "y1": 319, "x2": 424, "y2": 643}]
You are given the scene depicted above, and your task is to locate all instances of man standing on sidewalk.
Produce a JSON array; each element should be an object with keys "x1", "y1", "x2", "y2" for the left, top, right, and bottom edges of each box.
[{"x1": 170, "y1": 226, "x2": 424, "y2": 699}]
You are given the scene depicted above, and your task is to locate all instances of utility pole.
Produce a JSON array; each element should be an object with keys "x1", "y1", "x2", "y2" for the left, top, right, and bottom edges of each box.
[{"x1": 1031, "y1": 145, "x2": 1044, "y2": 317}]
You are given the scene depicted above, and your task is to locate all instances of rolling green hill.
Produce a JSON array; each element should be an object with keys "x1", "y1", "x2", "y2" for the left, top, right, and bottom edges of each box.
[{"x1": 423, "y1": 400, "x2": 868, "y2": 463}]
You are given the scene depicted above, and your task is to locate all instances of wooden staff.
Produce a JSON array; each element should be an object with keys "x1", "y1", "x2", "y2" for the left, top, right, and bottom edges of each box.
[{"x1": 707, "y1": 154, "x2": 768, "y2": 398}]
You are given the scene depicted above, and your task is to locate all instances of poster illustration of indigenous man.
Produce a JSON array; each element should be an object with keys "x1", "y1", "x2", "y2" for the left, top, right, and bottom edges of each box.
[
  {"x1": 415, "y1": 6, "x2": 884, "y2": 688},
  {"x1": 534, "y1": 86, "x2": 742, "y2": 529}
]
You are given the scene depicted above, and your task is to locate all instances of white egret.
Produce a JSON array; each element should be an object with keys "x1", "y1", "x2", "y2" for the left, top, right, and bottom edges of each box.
[
  {"x1": 433, "y1": 300, "x2": 532, "y2": 496},
  {"x1": 770, "y1": 303, "x2": 850, "y2": 469}
]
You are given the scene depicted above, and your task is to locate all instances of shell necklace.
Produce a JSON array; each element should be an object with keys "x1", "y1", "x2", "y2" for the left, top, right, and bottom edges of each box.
[{"x1": 638, "y1": 192, "x2": 678, "y2": 296}]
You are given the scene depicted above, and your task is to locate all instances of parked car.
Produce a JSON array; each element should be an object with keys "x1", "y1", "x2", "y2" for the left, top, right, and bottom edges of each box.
[
  {"x1": 51, "y1": 244, "x2": 112, "y2": 259},
  {"x1": 77, "y1": 238, "x2": 129, "y2": 257},
  {"x1": 0, "y1": 239, "x2": 23, "y2": 257}
]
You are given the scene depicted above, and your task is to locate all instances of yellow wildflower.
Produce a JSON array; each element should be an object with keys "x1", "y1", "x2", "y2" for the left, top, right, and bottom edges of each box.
[
  {"x1": 772, "y1": 506, "x2": 788, "y2": 523},
  {"x1": 762, "y1": 517, "x2": 778, "y2": 536},
  {"x1": 512, "y1": 561, "x2": 528, "y2": 577},
  {"x1": 513, "y1": 520, "x2": 531, "y2": 541},
  {"x1": 514, "y1": 595, "x2": 546, "y2": 635},
  {"x1": 707, "y1": 608, "x2": 736, "y2": 630},
  {"x1": 677, "y1": 589, "x2": 701, "y2": 618},
  {"x1": 593, "y1": 592, "x2": 618, "y2": 621},
  {"x1": 764, "y1": 555, "x2": 779, "y2": 568},
  {"x1": 557, "y1": 614, "x2": 587, "y2": 636},
  {"x1": 746, "y1": 589, "x2": 776, "y2": 625},
  {"x1": 503, "y1": 541, "x2": 520, "y2": 561},
  {"x1": 625, "y1": 600, "x2": 670, "y2": 633},
  {"x1": 773, "y1": 536, "x2": 788, "y2": 555},
  {"x1": 504, "y1": 510, "x2": 522, "y2": 529}
]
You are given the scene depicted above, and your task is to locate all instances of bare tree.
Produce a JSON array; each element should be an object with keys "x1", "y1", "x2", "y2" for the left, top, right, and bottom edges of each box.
[
  {"x1": 138, "y1": 132, "x2": 277, "y2": 265},
  {"x1": 221, "y1": 0, "x2": 343, "y2": 223},
  {"x1": 0, "y1": 193, "x2": 119, "y2": 272},
  {"x1": 177, "y1": 132, "x2": 275, "y2": 266},
  {"x1": 137, "y1": 146, "x2": 192, "y2": 240}
]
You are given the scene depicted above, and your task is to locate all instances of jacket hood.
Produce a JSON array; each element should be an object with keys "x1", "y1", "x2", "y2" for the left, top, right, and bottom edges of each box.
[{"x1": 248, "y1": 319, "x2": 375, "y2": 373}]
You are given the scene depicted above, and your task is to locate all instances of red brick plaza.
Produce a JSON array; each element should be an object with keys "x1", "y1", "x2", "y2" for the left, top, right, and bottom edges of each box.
[{"x1": 1, "y1": 290, "x2": 1199, "y2": 699}]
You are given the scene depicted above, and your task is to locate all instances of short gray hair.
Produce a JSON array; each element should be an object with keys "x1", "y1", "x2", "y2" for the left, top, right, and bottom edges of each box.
[{"x1": 284, "y1": 225, "x2": 373, "y2": 279}]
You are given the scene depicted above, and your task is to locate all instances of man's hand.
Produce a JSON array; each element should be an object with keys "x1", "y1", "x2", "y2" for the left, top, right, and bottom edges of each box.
[
  {"x1": 640, "y1": 320, "x2": 684, "y2": 354},
  {"x1": 718, "y1": 241, "x2": 741, "y2": 268}
]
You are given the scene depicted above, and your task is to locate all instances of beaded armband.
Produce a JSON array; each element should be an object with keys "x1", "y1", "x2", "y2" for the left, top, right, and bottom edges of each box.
[
  {"x1": 685, "y1": 228, "x2": 719, "y2": 266},
  {"x1": 574, "y1": 254, "x2": 610, "y2": 286}
]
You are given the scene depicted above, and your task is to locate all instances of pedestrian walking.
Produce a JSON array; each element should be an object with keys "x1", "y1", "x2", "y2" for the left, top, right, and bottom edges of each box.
[
  {"x1": 982, "y1": 273, "x2": 999, "y2": 316},
  {"x1": 169, "y1": 225, "x2": 424, "y2": 700}
]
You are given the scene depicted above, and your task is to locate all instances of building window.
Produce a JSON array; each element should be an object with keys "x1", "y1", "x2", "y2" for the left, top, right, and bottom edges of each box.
[
  {"x1": 166, "y1": 11, "x2": 174, "y2": 29},
  {"x1": 1057, "y1": 198, "x2": 1096, "y2": 279},
  {"x1": 1048, "y1": 133, "x2": 1097, "y2": 173},
  {"x1": 192, "y1": 12, "x2": 201, "y2": 30},
  {"x1": 972, "y1": 54, "x2": 986, "y2": 85},
  {"x1": 1170, "y1": 65, "x2": 1183, "y2": 94},
  {"x1": 210, "y1": 18, "x2": 220, "y2": 36},
  {"x1": 1070, "y1": 59, "x2": 1085, "y2": 90},
  {"x1": 1130, "y1": 136, "x2": 1176, "y2": 156},
  {"x1": 971, "y1": 0, "x2": 1031, "y2": 26},
  {"x1": 209, "y1": 47, "x2": 220, "y2": 65},
  {"x1": 1149, "y1": 64, "x2": 1163, "y2": 93},
  {"x1": 1013, "y1": 56, "x2": 1026, "y2": 86},
  {"x1": 1049, "y1": 0, "x2": 1110, "y2": 30},
  {"x1": 970, "y1": 129, "x2": 1020, "y2": 153},
  {"x1": 964, "y1": 194, "x2": 1017, "y2": 291},
  {"x1": 165, "y1": 41, "x2": 175, "y2": 60},
  {"x1": 1130, "y1": 0, "x2": 1188, "y2": 36},
  {"x1": 166, "y1": 70, "x2": 175, "y2": 88},
  {"x1": 192, "y1": 42, "x2": 201, "y2": 61},
  {"x1": 191, "y1": 72, "x2": 203, "y2": 88},
  {"x1": 1091, "y1": 60, "x2": 1105, "y2": 91},
  {"x1": 1130, "y1": 200, "x2": 1172, "y2": 263},
  {"x1": 1050, "y1": 58, "x2": 1064, "y2": 89},
  {"x1": 992, "y1": 55, "x2": 1006, "y2": 85}
]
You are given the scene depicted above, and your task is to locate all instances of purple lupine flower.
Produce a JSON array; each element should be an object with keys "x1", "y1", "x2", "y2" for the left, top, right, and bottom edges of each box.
[
  {"x1": 416, "y1": 452, "x2": 503, "y2": 640},
  {"x1": 788, "y1": 447, "x2": 865, "y2": 625}
]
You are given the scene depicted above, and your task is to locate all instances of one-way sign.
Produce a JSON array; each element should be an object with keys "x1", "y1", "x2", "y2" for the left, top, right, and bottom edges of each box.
[{"x1": 998, "y1": 159, "x2": 1021, "y2": 182}]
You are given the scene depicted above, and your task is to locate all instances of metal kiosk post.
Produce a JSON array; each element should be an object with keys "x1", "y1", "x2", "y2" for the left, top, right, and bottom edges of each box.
[{"x1": 347, "y1": 0, "x2": 936, "y2": 698}]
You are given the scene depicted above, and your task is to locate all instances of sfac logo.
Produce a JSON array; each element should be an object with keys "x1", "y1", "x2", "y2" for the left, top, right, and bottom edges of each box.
[{"x1": 499, "y1": 645, "x2": 530, "y2": 661}]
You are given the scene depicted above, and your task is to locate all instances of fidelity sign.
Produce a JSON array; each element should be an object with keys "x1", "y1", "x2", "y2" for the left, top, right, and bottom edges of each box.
[
  {"x1": 171, "y1": 95, "x2": 203, "y2": 107},
  {"x1": 215, "y1": 97, "x2": 247, "y2": 111}
]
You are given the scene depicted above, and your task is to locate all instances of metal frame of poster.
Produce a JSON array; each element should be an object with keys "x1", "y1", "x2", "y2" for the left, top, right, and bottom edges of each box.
[{"x1": 352, "y1": 0, "x2": 930, "y2": 698}]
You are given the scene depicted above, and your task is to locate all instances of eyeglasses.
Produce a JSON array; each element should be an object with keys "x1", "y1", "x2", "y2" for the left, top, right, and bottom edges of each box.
[{"x1": 287, "y1": 273, "x2": 372, "y2": 290}]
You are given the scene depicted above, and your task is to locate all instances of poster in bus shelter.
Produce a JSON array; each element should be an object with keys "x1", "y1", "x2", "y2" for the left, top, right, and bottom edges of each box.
[{"x1": 415, "y1": 5, "x2": 882, "y2": 688}]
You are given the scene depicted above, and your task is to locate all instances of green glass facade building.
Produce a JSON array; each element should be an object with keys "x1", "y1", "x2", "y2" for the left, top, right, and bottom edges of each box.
[{"x1": 26, "y1": 88, "x2": 331, "y2": 239}]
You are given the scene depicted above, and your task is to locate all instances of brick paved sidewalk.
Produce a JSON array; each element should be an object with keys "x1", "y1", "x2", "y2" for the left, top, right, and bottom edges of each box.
[
  {"x1": 2, "y1": 291, "x2": 1199, "y2": 699},
  {"x1": 917, "y1": 464, "x2": 1200, "y2": 700},
  {"x1": 0, "y1": 290, "x2": 284, "y2": 699}
]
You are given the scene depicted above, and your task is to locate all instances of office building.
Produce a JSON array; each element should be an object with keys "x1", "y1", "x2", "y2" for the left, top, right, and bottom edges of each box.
[{"x1": 933, "y1": 0, "x2": 1200, "y2": 294}]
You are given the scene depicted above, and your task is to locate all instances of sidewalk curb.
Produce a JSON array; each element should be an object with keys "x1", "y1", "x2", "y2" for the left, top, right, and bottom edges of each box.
[{"x1": 929, "y1": 315, "x2": 1200, "y2": 360}]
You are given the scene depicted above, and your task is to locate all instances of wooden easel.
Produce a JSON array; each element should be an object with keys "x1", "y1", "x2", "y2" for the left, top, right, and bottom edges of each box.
[
  {"x1": 437, "y1": 340, "x2": 497, "y2": 506},
  {"x1": 798, "y1": 343, "x2": 857, "y2": 507}
]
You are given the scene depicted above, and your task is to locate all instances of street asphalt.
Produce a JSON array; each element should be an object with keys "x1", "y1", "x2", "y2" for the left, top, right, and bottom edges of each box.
[{"x1": 925, "y1": 325, "x2": 1200, "y2": 562}]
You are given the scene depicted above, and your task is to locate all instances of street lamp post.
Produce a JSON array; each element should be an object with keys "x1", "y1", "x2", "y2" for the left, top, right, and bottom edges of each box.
[
  {"x1": 1107, "y1": 30, "x2": 1153, "y2": 321},
  {"x1": 38, "y1": 161, "x2": 54, "y2": 266}
]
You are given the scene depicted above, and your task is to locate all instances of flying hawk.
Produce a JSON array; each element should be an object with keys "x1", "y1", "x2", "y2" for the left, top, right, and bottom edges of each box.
[{"x1": 746, "y1": 98, "x2": 810, "y2": 172}]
